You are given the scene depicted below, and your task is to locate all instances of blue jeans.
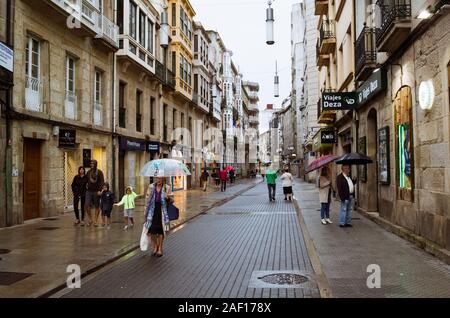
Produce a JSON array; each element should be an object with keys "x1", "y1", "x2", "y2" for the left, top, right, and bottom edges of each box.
[
  {"x1": 268, "y1": 184, "x2": 276, "y2": 200},
  {"x1": 339, "y1": 197, "x2": 354, "y2": 225},
  {"x1": 320, "y1": 203, "x2": 330, "y2": 219}
]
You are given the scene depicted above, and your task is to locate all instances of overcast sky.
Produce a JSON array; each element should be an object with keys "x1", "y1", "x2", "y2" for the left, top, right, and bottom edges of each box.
[{"x1": 190, "y1": 0, "x2": 300, "y2": 133}]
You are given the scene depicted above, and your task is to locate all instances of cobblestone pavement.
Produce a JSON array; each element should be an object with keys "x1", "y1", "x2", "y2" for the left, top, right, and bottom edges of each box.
[
  {"x1": 293, "y1": 180, "x2": 450, "y2": 298},
  {"x1": 0, "y1": 178, "x2": 260, "y2": 298},
  {"x1": 63, "y1": 182, "x2": 320, "y2": 298}
]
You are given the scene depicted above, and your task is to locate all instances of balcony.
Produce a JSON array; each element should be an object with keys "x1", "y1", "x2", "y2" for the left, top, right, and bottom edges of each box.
[
  {"x1": 376, "y1": 0, "x2": 412, "y2": 53},
  {"x1": 155, "y1": 60, "x2": 166, "y2": 83},
  {"x1": 315, "y1": 0, "x2": 329, "y2": 16},
  {"x1": 25, "y1": 76, "x2": 44, "y2": 112},
  {"x1": 355, "y1": 26, "x2": 378, "y2": 81},
  {"x1": 249, "y1": 116, "x2": 259, "y2": 124},
  {"x1": 316, "y1": 39, "x2": 330, "y2": 68},
  {"x1": 318, "y1": 19, "x2": 336, "y2": 55},
  {"x1": 96, "y1": 14, "x2": 119, "y2": 48},
  {"x1": 64, "y1": 90, "x2": 77, "y2": 120},
  {"x1": 247, "y1": 91, "x2": 259, "y2": 101},
  {"x1": 93, "y1": 102, "x2": 102, "y2": 125}
]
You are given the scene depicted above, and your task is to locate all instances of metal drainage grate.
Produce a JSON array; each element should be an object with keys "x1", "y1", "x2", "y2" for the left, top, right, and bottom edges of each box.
[
  {"x1": 36, "y1": 227, "x2": 59, "y2": 231},
  {"x1": 43, "y1": 217, "x2": 59, "y2": 221},
  {"x1": 0, "y1": 249, "x2": 11, "y2": 255},
  {"x1": 0, "y1": 272, "x2": 33, "y2": 286},
  {"x1": 258, "y1": 273, "x2": 308, "y2": 285}
]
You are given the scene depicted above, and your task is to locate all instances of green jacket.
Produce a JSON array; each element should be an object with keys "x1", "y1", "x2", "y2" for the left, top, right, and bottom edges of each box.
[
  {"x1": 117, "y1": 192, "x2": 138, "y2": 210},
  {"x1": 266, "y1": 174, "x2": 277, "y2": 185}
]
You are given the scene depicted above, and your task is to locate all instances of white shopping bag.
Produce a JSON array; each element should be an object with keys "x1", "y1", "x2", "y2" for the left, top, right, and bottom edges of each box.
[{"x1": 140, "y1": 225, "x2": 149, "y2": 251}]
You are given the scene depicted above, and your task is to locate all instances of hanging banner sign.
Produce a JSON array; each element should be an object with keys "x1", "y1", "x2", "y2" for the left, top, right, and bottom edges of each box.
[
  {"x1": 322, "y1": 92, "x2": 357, "y2": 111},
  {"x1": 321, "y1": 130, "x2": 336, "y2": 144},
  {"x1": 357, "y1": 68, "x2": 387, "y2": 108}
]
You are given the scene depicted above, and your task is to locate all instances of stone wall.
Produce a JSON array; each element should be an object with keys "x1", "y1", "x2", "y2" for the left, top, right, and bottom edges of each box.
[{"x1": 357, "y1": 13, "x2": 450, "y2": 249}]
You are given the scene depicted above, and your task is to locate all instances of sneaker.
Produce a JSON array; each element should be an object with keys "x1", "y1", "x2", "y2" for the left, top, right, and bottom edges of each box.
[
  {"x1": 339, "y1": 224, "x2": 346, "y2": 228},
  {"x1": 325, "y1": 218, "x2": 333, "y2": 224},
  {"x1": 123, "y1": 225, "x2": 129, "y2": 230},
  {"x1": 80, "y1": 221, "x2": 85, "y2": 226},
  {"x1": 321, "y1": 219, "x2": 327, "y2": 225},
  {"x1": 345, "y1": 224, "x2": 353, "y2": 227}
]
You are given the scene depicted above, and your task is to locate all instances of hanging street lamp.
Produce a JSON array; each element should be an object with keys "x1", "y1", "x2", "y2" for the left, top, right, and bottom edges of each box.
[
  {"x1": 274, "y1": 60, "x2": 279, "y2": 97},
  {"x1": 160, "y1": 10, "x2": 169, "y2": 48},
  {"x1": 266, "y1": 0, "x2": 275, "y2": 45}
]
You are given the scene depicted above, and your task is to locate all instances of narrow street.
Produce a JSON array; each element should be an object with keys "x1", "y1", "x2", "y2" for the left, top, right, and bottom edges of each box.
[{"x1": 56, "y1": 179, "x2": 450, "y2": 298}]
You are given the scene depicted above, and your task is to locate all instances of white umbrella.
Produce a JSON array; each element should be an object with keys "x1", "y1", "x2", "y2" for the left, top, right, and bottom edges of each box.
[{"x1": 140, "y1": 159, "x2": 191, "y2": 177}]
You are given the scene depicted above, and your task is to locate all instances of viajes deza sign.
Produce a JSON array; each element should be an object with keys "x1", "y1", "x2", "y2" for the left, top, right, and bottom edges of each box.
[{"x1": 322, "y1": 92, "x2": 358, "y2": 111}]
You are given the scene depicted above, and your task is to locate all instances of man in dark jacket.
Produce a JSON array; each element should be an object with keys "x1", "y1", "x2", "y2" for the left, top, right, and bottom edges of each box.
[
  {"x1": 336, "y1": 165, "x2": 356, "y2": 227},
  {"x1": 85, "y1": 160, "x2": 105, "y2": 226},
  {"x1": 201, "y1": 169, "x2": 209, "y2": 191},
  {"x1": 71, "y1": 166, "x2": 88, "y2": 225}
]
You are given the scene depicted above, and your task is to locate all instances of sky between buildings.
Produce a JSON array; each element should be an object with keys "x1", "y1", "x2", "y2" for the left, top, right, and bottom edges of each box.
[{"x1": 190, "y1": 0, "x2": 301, "y2": 133}]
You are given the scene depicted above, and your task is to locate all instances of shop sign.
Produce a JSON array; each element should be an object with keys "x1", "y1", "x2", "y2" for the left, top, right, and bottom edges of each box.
[
  {"x1": 147, "y1": 141, "x2": 160, "y2": 153},
  {"x1": 0, "y1": 42, "x2": 13, "y2": 73},
  {"x1": 321, "y1": 130, "x2": 336, "y2": 144},
  {"x1": 58, "y1": 129, "x2": 76, "y2": 149},
  {"x1": 119, "y1": 137, "x2": 146, "y2": 152},
  {"x1": 322, "y1": 92, "x2": 357, "y2": 111},
  {"x1": 357, "y1": 68, "x2": 387, "y2": 108}
]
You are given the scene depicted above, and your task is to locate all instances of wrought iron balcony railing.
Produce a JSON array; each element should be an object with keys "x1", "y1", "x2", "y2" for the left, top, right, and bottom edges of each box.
[
  {"x1": 376, "y1": 0, "x2": 412, "y2": 46},
  {"x1": 355, "y1": 26, "x2": 377, "y2": 76}
]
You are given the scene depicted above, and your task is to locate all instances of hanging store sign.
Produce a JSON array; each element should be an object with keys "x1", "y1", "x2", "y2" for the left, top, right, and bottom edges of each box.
[
  {"x1": 357, "y1": 68, "x2": 387, "y2": 108},
  {"x1": 58, "y1": 129, "x2": 77, "y2": 149},
  {"x1": 119, "y1": 137, "x2": 146, "y2": 152},
  {"x1": 322, "y1": 92, "x2": 357, "y2": 111},
  {"x1": 321, "y1": 130, "x2": 336, "y2": 144},
  {"x1": 146, "y1": 141, "x2": 160, "y2": 153}
]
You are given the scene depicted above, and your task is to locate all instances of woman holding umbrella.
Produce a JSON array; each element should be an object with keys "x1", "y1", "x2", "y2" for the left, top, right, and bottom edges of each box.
[
  {"x1": 140, "y1": 158, "x2": 190, "y2": 257},
  {"x1": 144, "y1": 177, "x2": 172, "y2": 257}
]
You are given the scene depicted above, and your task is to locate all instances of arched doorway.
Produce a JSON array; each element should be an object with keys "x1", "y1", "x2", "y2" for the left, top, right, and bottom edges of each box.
[{"x1": 367, "y1": 108, "x2": 378, "y2": 212}]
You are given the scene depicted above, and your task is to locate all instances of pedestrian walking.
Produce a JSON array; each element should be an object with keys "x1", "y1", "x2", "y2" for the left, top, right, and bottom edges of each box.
[
  {"x1": 229, "y1": 169, "x2": 235, "y2": 184},
  {"x1": 266, "y1": 170, "x2": 277, "y2": 202},
  {"x1": 100, "y1": 182, "x2": 115, "y2": 229},
  {"x1": 212, "y1": 170, "x2": 220, "y2": 188},
  {"x1": 260, "y1": 166, "x2": 266, "y2": 179},
  {"x1": 71, "y1": 166, "x2": 88, "y2": 226},
  {"x1": 319, "y1": 166, "x2": 334, "y2": 225},
  {"x1": 115, "y1": 186, "x2": 138, "y2": 230},
  {"x1": 280, "y1": 168, "x2": 293, "y2": 201},
  {"x1": 201, "y1": 169, "x2": 210, "y2": 192},
  {"x1": 336, "y1": 165, "x2": 356, "y2": 227},
  {"x1": 219, "y1": 168, "x2": 228, "y2": 192},
  {"x1": 144, "y1": 177, "x2": 172, "y2": 257},
  {"x1": 85, "y1": 160, "x2": 105, "y2": 226}
]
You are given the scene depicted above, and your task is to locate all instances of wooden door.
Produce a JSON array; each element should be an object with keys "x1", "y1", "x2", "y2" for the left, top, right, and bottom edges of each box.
[{"x1": 23, "y1": 139, "x2": 41, "y2": 220}]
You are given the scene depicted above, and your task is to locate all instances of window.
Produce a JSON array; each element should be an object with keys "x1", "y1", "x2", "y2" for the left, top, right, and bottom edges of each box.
[
  {"x1": 171, "y1": 3, "x2": 176, "y2": 27},
  {"x1": 181, "y1": 113, "x2": 184, "y2": 129},
  {"x1": 117, "y1": 0, "x2": 124, "y2": 34},
  {"x1": 194, "y1": 74, "x2": 198, "y2": 95},
  {"x1": 180, "y1": 7, "x2": 192, "y2": 41},
  {"x1": 136, "y1": 90, "x2": 142, "y2": 132},
  {"x1": 139, "y1": 11, "x2": 146, "y2": 47},
  {"x1": 94, "y1": 71, "x2": 102, "y2": 125},
  {"x1": 25, "y1": 36, "x2": 42, "y2": 111},
  {"x1": 163, "y1": 104, "x2": 168, "y2": 141},
  {"x1": 148, "y1": 19, "x2": 154, "y2": 54},
  {"x1": 26, "y1": 36, "x2": 40, "y2": 79},
  {"x1": 65, "y1": 56, "x2": 77, "y2": 119},
  {"x1": 119, "y1": 82, "x2": 126, "y2": 128},
  {"x1": 173, "y1": 109, "x2": 177, "y2": 130},
  {"x1": 194, "y1": 35, "x2": 198, "y2": 52},
  {"x1": 150, "y1": 96, "x2": 155, "y2": 135},
  {"x1": 130, "y1": 1, "x2": 137, "y2": 40}
]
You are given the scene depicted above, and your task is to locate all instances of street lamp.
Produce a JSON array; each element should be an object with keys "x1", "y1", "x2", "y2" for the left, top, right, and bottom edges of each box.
[
  {"x1": 274, "y1": 61, "x2": 279, "y2": 97},
  {"x1": 266, "y1": 1, "x2": 275, "y2": 45},
  {"x1": 160, "y1": 10, "x2": 169, "y2": 48}
]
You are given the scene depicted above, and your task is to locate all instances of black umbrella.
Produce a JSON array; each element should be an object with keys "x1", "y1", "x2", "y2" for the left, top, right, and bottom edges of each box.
[{"x1": 336, "y1": 153, "x2": 373, "y2": 165}]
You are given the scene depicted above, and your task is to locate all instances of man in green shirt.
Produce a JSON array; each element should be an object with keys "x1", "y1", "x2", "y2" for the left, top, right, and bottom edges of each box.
[{"x1": 266, "y1": 170, "x2": 277, "y2": 202}]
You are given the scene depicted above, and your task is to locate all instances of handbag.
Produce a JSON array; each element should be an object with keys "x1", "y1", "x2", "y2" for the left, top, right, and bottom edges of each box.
[
  {"x1": 140, "y1": 225, "x2": 149, "y2": 251},
  {"x1": 167, "y1": 202, "x2": 180, "y2": 221}
]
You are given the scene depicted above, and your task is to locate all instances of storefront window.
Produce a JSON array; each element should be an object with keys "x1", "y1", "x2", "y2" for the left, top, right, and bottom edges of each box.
[{"x1": 394, "y1": 86, "x2": 414, "y2": 201}]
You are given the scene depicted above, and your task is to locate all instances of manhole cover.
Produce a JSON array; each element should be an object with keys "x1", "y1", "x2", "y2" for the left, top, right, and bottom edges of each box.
[
  {"x1": 43, "y1": 217, "x2": 59, "y2": 221},
  {"x1": 258, "y1": 273, "x2": 308, "y2": 285},
  {"x1": 0, "y1": 272, "x2": 33, "y2": 286},
  {"x1": 36, "y1": 227, "x2": 59, "y2": 231},
  {"x1": 0, "y1": 249, "x2": 11, "y2": 255}
]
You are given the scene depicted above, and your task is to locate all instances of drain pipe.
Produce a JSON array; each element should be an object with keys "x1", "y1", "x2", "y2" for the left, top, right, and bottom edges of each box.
[{"x1": 111, "y1": 0, "x2": 118, "y2": 194}]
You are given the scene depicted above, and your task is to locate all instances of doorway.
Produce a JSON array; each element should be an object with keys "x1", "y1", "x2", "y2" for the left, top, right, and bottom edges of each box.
[
  {"x1": 63, "y1": 151, "x2": 77, "y2": 211},
  {"x1": 23, "y1": 138, "x2": 42, "y2": 220},
  {"x1": 367, "y1": 108, "x2": 379, "y2": 212}
]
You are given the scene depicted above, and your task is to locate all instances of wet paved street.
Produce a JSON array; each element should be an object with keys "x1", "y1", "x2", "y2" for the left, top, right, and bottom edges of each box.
[
  {"x1": 0, "y1": 178, "x2": 260, "y2": 298},
  {"x1": 63, "y1": 182, "x2": 320, "y2": 298},
  {"x1": 294, "y1": 180, "x2": 450, "y2": 298}
]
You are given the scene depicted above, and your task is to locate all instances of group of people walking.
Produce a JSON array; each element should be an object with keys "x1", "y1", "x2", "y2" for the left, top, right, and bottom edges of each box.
[
  {"x1": 264, "y1": 166, "x2": 294, "y2": 202},
  {"x1": 71, "y1": 159, "x2": 172, "y2": 257}
]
